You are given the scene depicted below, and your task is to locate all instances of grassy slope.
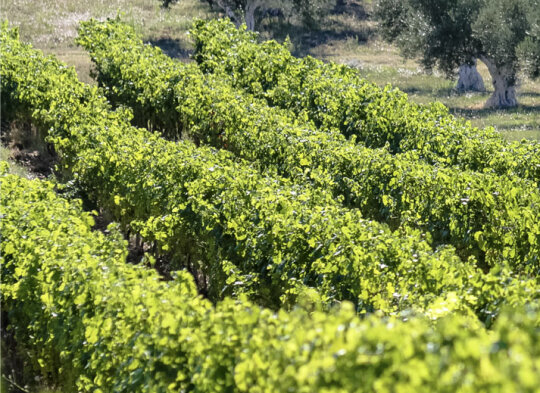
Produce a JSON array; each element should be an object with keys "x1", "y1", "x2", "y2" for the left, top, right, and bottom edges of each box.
[
  {"x1": 3, "y1": 0, "x2": 538, "y2": 141},
  {"x1": 1, "y1": 0, "x2": 218, "y2": 83}
]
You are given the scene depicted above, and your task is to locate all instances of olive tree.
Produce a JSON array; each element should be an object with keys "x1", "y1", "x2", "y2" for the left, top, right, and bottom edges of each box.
[
  {"x1": 161, "y1": 0, "x2": 333, "y2": 31},
  {"x1": 161, "y1": 0, "x2": 262, "y2": 30},
  {"x1": 212, "y1": 0, "x2": 262, "y2": 30},
  {"x1": 456, "y1": 60, "x2": 485, "y2": 93},
  {"x1": 375, "y1": 0, "x2": 540, "y2": 108}
]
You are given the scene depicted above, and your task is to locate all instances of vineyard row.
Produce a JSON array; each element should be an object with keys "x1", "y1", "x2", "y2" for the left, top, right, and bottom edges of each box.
[
  {"x1": 76, "y1": 19, "x2": 540, "y2": 275},
  {"x1": 2, "y1": 167, "x2": 538, "y2": 392},
  {"x1": 1, "y1": 24, "x2": 537, "y2": 318},
  {"x1": 191, "y1": 19, "x2": 540, "y2": 185}
]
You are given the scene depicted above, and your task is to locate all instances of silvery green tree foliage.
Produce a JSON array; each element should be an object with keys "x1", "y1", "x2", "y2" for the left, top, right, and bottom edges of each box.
[{"x1": 375, "y1": 0, "x2": 540, "y2": 108}]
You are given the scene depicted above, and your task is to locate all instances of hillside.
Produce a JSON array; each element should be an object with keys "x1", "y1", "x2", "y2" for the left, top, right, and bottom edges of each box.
[{"x1": 3, "y1": 0, "x2": 538, "y2": 141}]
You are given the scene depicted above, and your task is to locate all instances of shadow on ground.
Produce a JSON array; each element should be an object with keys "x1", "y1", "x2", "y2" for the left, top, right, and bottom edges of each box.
[
  {"x1": 518, "y1": 91, "x2": 540, "y2": 100},
  {"x1": 258, "y1": 0, "x2": 375, "y2": 57},
  {"x1": 450, "y1": 104, "x2": 540, "y2": 118},
  {"x1": 401, "y1": 86, "x2": 458, "y2": 98},
  {"x1": 147, "y1": 37, "x2": 192, "y2": 60}
]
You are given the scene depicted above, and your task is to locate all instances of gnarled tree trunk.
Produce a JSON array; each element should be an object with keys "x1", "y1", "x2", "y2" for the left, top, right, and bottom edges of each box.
[
  {"x1": 215, "y1": 0, "x2": 242, "y2": 27},
  {"x1": 214, "y1": 0, "x2": 263, "y2": 31},
  {"x1": 244, "y1": 0, "x2": 263, "y2": 31},
  {"x1": 479, "y1": 55, "x2": 518, "y2": 108},
  {"x1": 456, "y1": 60, "x2": 485, "y2": 92}
]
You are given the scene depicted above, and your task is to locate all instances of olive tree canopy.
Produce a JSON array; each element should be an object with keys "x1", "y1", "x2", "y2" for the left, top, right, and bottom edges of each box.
[{"x1": 375, "y1": 0, "x2": 540, "y2": 108}]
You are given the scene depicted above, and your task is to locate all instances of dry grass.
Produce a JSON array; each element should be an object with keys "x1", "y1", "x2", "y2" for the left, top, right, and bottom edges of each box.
[{"x1": 1, "y1": 0, "x2": 218, "y2": 79}]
